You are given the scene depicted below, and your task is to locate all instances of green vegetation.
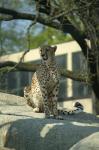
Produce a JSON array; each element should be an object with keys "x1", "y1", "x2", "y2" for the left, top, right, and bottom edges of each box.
[
  {"x1": 29, "y1": 27, "x2": 73, "y2": 49},
  {"x1": 0, "y1": 22, "x2": 73, "y2": 55}
]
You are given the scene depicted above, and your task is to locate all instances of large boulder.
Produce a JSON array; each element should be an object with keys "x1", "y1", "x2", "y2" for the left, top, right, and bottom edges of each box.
[
  {"x1": 0, "y1": 92, "x2": 99, "y2": 150},
  {"x1": 70, "y1": 132, "x2": 99, "y2": 150}
]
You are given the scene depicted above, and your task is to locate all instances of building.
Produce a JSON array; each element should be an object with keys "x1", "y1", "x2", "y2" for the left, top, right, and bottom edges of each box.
[{"x1": 0, "y1": 41, "x2": 93, "y2": 113}]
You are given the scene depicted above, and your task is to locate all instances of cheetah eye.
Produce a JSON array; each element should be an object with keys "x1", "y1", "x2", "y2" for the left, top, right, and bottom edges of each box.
[{"x1": 46, "y1": 46, "x2": 51, "y2": 51}]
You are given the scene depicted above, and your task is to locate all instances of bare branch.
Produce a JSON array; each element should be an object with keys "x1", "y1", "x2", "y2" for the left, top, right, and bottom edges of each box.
[
  {"x1": 0, "y1": 7, "x2": 60, "y2": 29},
  {"x1": 0, "y1": 61, "x2": 91, "y2": 84},
  {"x1": 0, "y1": 14, "x2": 14, "y2": 21},
  {"x1": 0, "y1": 7, "x2": 88, "y2": 55}
]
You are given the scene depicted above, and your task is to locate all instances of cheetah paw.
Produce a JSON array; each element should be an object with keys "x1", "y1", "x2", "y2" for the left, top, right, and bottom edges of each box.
[
  {"x1": 54, "y1": 115, "x2": 64, "y2": 120},
  {"x1": 33, "y1": 107, "x2": 39, "y2": 113}
]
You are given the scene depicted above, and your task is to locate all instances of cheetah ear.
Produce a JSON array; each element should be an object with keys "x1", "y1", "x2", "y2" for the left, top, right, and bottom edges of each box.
[{"x1": 53, "y1": 46, "x2": 57, "y2": 52}]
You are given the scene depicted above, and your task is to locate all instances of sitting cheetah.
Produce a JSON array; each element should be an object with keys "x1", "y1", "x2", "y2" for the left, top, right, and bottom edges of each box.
[
  {"x1": 24, "y1": 45, "x2": 84, "y2": 118},
  {"x1": 24, "y1": 45, "x2": 61, "y2": 119}
]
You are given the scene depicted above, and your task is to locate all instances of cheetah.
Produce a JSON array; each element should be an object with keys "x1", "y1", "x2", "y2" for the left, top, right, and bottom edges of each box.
[
  {"x1": 24, "y1": 45, "x2": 84, "y2": 118},
  {"x1": 24, "y1": 45, "x2": 61, "y2": 119}
]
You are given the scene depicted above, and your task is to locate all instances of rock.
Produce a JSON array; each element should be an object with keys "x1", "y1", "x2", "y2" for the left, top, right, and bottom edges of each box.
[
  {"x1": 69, "y1": 132, "x2": 99, "y2": 150},
  {"x1": 0, "y1": 92, "x2": 99, "y2": 150}
]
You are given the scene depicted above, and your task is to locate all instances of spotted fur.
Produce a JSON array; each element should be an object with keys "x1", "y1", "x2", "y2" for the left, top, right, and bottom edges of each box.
[
  {"x1": 58, "y1": 102, "x2": 84, "y2": 115},
  {"x1": 24, "y1": 45, "x2": 62, "y2": 119},
  {"x1": 24, "y1": 45, "x2": 84, "y2": 118}
]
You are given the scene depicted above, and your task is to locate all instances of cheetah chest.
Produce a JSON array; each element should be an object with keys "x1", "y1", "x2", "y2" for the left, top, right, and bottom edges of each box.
[{"x1": 46, "y1": 69, "x2": 59, "y2": 91}]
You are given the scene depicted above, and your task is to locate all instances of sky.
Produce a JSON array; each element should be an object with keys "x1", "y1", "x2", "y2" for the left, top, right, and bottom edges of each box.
[{"x1": 0, "y1": 0, "x2": 44, "y2": 54}]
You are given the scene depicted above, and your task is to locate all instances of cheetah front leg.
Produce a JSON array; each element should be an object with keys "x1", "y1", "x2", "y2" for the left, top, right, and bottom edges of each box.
[
  {"x1": 52, "y1": 84, "x2": 63, "y2": 120},
  {"x1": 44, "y1": 97, "x2": 50, "y2": 118},
  {"x1": 41, "y1": 87, "x2": 50, "y2": 118}
]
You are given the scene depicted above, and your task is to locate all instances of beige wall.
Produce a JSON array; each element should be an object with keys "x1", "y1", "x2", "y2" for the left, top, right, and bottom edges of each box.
[
  {"x1": 0, "y1": 41, "x2": 93, "y2": 113},
  {"x1": 0, "y1": 41, "x2": 81, "y2": 63}
]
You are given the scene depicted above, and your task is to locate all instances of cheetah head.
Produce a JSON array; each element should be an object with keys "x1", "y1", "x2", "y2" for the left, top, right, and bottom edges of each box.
[{"x1": 40, "y1": 45, "x2": 57, "y2": 61}]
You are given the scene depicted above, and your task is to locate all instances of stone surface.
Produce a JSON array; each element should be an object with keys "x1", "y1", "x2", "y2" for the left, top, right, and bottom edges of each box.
[
  {"x1": 70, "y1": 132, "x2": 99, "y2": 150},
  {"x1": 0, "y1": 92, "x2": 99, "y2": 150}
]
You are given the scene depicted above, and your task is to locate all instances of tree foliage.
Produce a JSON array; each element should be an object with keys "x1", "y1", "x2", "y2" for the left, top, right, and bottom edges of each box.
[{"x1": 0, "y1": 0, "x2": 73, "y2": 55}]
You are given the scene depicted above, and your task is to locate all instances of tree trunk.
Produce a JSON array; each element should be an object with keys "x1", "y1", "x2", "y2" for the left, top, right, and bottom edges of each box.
[{"x1": 74, "y1": 0, "x2": 99, "y2": 114}]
